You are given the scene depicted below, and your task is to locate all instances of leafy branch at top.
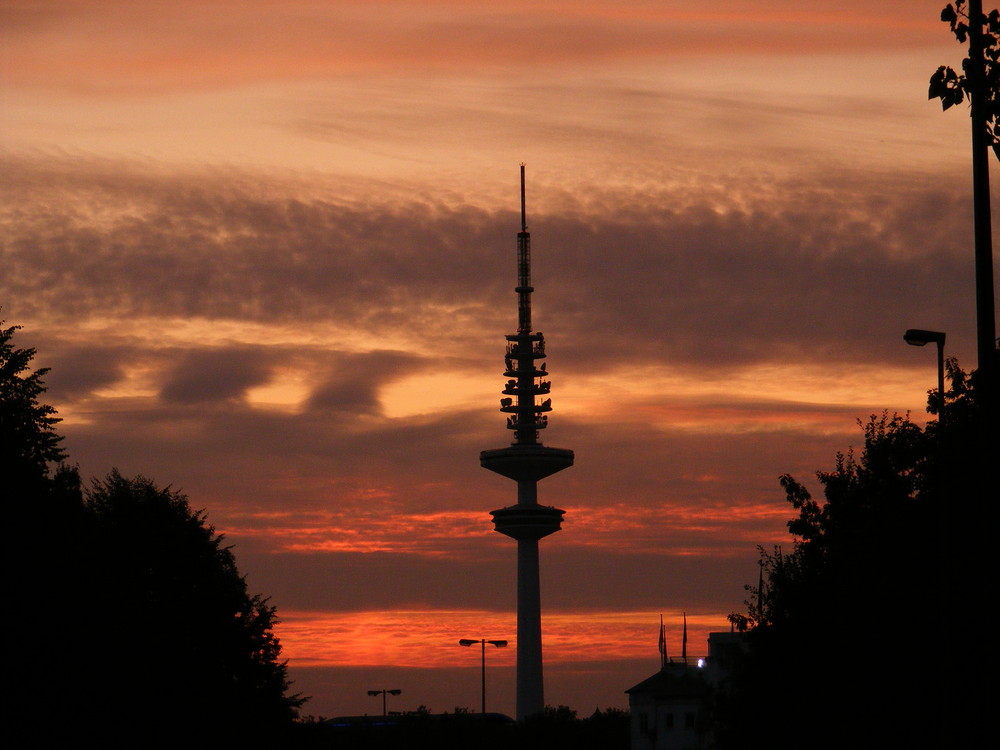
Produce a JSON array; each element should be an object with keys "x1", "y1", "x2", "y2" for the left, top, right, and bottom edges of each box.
[{"x1": 929, "y1": 1, "x2": 1000, "y2": 159}]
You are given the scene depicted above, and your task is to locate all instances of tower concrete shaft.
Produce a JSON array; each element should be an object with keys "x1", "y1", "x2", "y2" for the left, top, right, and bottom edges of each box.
[
  {"x1": 480, "y1": 166, "x2": 573, "y2": 721},
  {"x1": 516, "y1": 534, "x2": 542, "y2": 718}
]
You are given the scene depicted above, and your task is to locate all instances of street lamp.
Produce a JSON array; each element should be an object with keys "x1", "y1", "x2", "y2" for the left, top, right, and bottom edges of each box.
[
  {"x1": 904, "y1": 329, "x2": 947, "y2": 421},
  {"x1": 459, "y1": 638, "x2": 508, "y2": 714},
  {"x1": 367, "y1": 688, "x2": 402, "y2": 717}
]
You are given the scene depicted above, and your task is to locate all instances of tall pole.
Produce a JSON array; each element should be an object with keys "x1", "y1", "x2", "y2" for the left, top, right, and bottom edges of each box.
[
  {"x1": 460, "y1": 638, "x2": 507, "y2": 713},
  {"x1": 367, "y1": 688, "x2": 401, "y2": 716},
  {"x1": 968, "y1": 0, "x2": 997, "y2": 391},
  {"x1": 964, "y1": 14, "x2": 997, "y2": 748}
]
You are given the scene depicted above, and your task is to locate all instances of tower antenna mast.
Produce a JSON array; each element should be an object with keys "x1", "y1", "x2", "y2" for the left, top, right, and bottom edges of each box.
[
  {"x1": 520, "y1": 163, "x2": 527, "y2": 232},
  {"x1": 481, "y1": 165, "x2": 574, "y2": 721}
]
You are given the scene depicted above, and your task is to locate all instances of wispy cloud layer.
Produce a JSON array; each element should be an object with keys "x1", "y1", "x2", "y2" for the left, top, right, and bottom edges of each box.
[
  {"x1": 1, "y1": 2, "x2": 946, "y2": 93},
  {"x1": 2, "y1": 157, "x2": 978, "y2": 370}
]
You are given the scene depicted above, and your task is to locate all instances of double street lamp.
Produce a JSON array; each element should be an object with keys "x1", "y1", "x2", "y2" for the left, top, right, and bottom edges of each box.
[
  {"x1": 904, "y1": 329, "x2": 947, "y2": 421},
  {"x1": 459, "y1": 638, "x2": 508, "y2": 714},
  {"x1": 367, "y1": 688, "x2": 401, "y2": 717}
]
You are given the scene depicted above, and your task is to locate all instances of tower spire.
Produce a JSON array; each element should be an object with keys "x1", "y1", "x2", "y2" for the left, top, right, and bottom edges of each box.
[
  {"x1": 516, "y1": 163, "x2": 532, "y2": 335},
  {"x1": 481, "y1": 166, "x2": 574, "y2": 721},
  {"x1": 521, "y1": 162, "x2": 527, "y2": 232}
]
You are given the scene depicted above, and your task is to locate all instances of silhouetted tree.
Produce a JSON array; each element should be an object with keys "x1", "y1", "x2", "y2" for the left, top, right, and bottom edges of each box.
[
  {"x1": 1, "y1": 322, "x2": 302, "y2": 748},
  {"x1": 716, "y1": 357, "x2": 994, "y2": 750},
  {"x1": 515, "y1": 705, "x2": 628, "y2": 750},
  {"x1": 0, "y1": 321, "x2": 78, "y2": 500},
  {"x1": 3, "y1": 321, "x2": 87, "y2": 748},
  {"x1": 80, "y1": 470, "x2": 303, "y2": 743},
  {"x1": 323, "y1": 705, "x2": 628, "y2": 750},
  {"x1": 930, "y1": 2, "x2": 1000, "y2": 155}
]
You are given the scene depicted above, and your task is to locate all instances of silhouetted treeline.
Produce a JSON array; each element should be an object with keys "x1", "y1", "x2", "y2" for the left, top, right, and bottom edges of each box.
[
  {"x1": 2, "y1": 322, "x2": 302, "y2": 748},
  {"x1": 716, "y1": 354, "x2": 996, "y2": 750},
  {"x1": 311, "y1": 705, "x2": 629, "y2": 750}
]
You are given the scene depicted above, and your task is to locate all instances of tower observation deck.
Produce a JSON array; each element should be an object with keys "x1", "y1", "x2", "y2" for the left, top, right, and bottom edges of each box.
[{"x1": 480, "y1": 165, "x2": 574, "y2": 721}]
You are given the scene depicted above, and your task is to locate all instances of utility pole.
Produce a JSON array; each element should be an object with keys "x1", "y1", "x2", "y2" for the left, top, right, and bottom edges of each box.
[{"x1": 967, "y1": 0, "x2": 998, "y2": 396}]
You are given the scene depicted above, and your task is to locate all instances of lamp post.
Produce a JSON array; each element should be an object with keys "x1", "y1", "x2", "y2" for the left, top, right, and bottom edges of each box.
[
  {"x1": 459, "y1": 638, "x2": 508, "y2": 714},
  {"x1": 367, "y1": 688, "x2": 402, "y2": 717},
  {"x1": 904, "y1": 329, "x2": 946, "y2": 421}
]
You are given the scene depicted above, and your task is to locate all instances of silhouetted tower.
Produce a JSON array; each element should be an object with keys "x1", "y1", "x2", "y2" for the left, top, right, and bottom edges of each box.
[{"x1": 481, "y1": 165, "x2": 574, "y2": 721}]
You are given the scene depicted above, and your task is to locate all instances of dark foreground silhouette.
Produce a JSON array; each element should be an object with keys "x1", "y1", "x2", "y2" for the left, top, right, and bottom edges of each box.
[
  {"x1": 2, "y1": 322, "x2": 302, "y2": 748},
  {"x1": 306, "y1": 705, "x2": 629, "y2": 750},
  {"x1": 715, "y1": 354, "x2": 997, "y2": 750}
]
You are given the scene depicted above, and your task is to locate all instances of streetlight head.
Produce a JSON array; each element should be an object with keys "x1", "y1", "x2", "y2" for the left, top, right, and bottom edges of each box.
[
  {"x1": 388, "y1": 689, "x2": 402, "y2": 696},
  {"x1": 367, "y1": 690, "x2": 380, "y2": 696},
  {"x1": 488, "y1": 640, "x2": 509, "y2": 648},
  {"x1": 904, "y1": 328, "x2": 946, "y2": 347},
  {"x1": 459, "y1": 639, "x2": 477, "y2": 647}
]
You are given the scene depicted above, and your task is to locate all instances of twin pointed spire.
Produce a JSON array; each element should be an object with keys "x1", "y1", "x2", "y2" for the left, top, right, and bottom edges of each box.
[{"x1": 659, "y1": 613, "x2": 689, "y2": 669}]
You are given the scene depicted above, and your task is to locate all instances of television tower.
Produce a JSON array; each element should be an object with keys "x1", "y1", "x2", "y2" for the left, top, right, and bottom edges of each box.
[{"x1": 481, "y1": 165, "x2": 574, "y2": 721}]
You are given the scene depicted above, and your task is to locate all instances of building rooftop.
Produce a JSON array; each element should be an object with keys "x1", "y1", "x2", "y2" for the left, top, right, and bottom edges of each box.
[{"x1": 625, "y1": 663, "x2": 708, "y2": 699}]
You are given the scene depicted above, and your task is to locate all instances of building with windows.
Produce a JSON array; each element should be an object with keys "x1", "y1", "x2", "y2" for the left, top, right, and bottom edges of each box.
[
  {"x1": 626, "y1": 630, "x2": 747, "y2": 750},
  {"x1": 626, "y1": 661, "x2": 708, "y2": 750}
]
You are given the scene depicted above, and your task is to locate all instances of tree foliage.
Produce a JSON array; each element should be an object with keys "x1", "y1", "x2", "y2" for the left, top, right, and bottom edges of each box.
[
  {"x1": 1, "y1": 322, "x2": 302, "y2": 747},
  {"x1": 81, "y1": 471, "x2": 303, "y2": 739},
  {"x1": 717, "y1": 357, "x2": 994, "y2": 750},
  {"x1": 1, "y1": 322, "x2": 68, "y2": 497},
  {"x1": 929, "y1": 2, "x2": 1000, "y2": 159}
]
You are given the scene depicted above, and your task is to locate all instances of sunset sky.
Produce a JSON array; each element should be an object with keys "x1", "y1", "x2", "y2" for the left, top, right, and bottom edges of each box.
[{"x1": 2, "y1": 0, "x2": 993, "y2": 717}]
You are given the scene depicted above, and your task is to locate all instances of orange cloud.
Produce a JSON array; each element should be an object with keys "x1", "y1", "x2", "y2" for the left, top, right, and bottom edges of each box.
[
  {"x1": 226, "y1": 509, "x2": 492, "y2": 556},
  {"x1": 553, "y1": 502, "x2": 789, "y2": 553},
  {"x1": 277, "y1": 608, "x2": 726, "y2": 668},
  {"x1": 220, "y1": 496, "x2": 789, "y2": 557}
]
